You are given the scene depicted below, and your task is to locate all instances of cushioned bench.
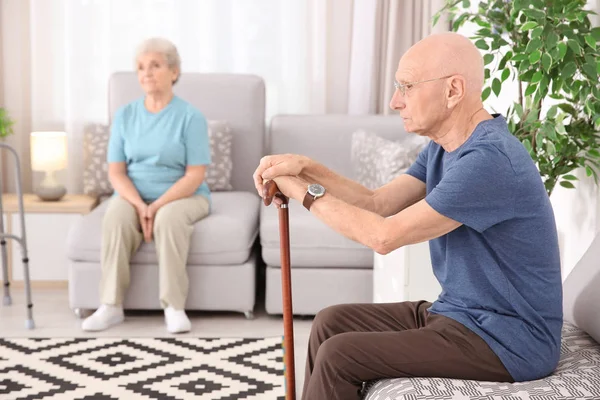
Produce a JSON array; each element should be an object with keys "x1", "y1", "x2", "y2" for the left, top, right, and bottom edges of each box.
[{"x1": 363, "y1": 233, "x2": 600, "y2": 399}]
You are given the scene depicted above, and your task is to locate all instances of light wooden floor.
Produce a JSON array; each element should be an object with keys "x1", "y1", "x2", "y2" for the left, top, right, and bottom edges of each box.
[{"x1": 0, "y1": 287, "x2": 314, "y2": 398}]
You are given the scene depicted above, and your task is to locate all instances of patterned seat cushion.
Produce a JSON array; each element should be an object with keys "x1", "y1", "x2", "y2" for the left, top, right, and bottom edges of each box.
[{"x1": 362, "y1": 323, "x2": 600, "y2": 400}]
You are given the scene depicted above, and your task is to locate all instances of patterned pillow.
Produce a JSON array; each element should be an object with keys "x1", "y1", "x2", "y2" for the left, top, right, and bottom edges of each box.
[
  {"x1": 82, "y1": 120, "x2": 234, "y2": 196},
  {"x1": 350, "y1": 130, "x2": 428, "y2": 190},
  {"x1": 83, "y1": 124, "x2": 112, "y2": 197},
  {"x1": 205, "y1": 121, "x2": 233, "y2": 191}
]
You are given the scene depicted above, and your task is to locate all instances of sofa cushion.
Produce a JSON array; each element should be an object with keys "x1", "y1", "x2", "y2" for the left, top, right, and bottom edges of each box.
[
  {"x1": 351, "y1": 130, "x2": 428, "y2": 190},
  {"x1": 362, "y1": 323, "x2": 600, "y2": 400},
  {"x1": 67, "y1": 191, "x2": 260, "y2": 265},
  {"x1": 260, "y1": 203, "x2": 372, "y2": 268}
]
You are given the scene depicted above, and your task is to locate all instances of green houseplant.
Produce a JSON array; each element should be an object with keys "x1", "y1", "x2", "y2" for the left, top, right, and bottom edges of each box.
[
  {"x1": 0, "y1": 108, "x2": 15, "y2": 139},
  {"x1": 435, "y1": 0, "x2": 600, "y2": 195}
]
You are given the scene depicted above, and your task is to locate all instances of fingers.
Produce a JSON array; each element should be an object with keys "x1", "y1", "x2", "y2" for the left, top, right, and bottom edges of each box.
[
  {"x1": 253, "y1": 157, "x2": 270, "y2": 195},
  {"x1": 144, "y1": 217, "x2": 153, "y2": 243}
]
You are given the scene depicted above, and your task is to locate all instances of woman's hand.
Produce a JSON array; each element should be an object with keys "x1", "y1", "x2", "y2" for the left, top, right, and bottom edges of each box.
[
  {"x1": 253, "y1": 154, "x2": 310, "y2": 198},
  {"x1": 134, "y1": 202, "x2": 159, "y2": 243}
]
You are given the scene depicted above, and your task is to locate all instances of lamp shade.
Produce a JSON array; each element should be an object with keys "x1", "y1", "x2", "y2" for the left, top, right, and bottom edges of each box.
[{"x1": 30, "y1": 131, "x2": 68, "y2": 171}]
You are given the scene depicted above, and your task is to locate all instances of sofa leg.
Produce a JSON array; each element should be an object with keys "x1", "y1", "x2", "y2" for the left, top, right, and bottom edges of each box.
[
  {"x1": 73, "y1": 308, "x2": 91, "y2": 319},
  {"x1": 244, "y1": 311, "x2": 254, "y2": 320}
]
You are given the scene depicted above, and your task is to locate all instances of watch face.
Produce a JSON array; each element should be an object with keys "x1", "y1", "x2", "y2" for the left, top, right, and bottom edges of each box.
[{"x1": 308, "y1": 183, "x2": 326, "y2": 197}]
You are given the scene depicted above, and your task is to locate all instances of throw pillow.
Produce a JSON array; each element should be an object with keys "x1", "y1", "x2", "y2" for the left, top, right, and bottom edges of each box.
[
  {"x1": 81, "y1": 120, "x2": 234, "y2": 196},
  {"x1": 205, "y1": 120, "x2": 234, "y2": 191},
  {"x1": 83, "y1": 124, "x2": 112, "y2": 197},
  {"x1": 351, "y1": 130, "x2": 428, "y2": 190}
]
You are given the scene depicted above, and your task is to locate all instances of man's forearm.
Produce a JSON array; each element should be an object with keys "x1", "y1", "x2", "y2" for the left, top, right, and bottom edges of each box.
[
  {"x1": 300, "y1": 160, "x2": 376, "y2": 211},
  {"x1": 110, "y1": 173, "x2": 145, "y2": 207}
]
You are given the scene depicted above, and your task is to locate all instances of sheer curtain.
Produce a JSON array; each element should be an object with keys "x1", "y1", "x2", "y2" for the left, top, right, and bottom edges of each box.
[
  {"x1": 1, "y1": 0, "x2": 365, "y2": 193},
  {"x1": 1, "y1": 0, "x2": 449, "y2": 193}
]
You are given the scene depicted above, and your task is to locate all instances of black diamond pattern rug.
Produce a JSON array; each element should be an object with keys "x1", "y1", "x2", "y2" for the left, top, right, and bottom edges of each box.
[{"x1": 0, "y1": 337, "x2": 286, "y2": 399}]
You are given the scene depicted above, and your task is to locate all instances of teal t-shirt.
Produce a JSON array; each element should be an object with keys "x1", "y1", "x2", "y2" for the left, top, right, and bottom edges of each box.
[
  {"x1": 107, "y1": 95, "x2": 211, "y2": 205},
  {"x1": 406, "y1": 115, "x2": 562, "y2": 382}
]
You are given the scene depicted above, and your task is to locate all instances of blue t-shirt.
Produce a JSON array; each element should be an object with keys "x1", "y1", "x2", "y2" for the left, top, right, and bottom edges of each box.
[
  {"x1": 406, "y1": 114, "x2": 562, "y2": 382},
  {"x1": 107, "y1": 95, "x2": 211, "y2": 205}
]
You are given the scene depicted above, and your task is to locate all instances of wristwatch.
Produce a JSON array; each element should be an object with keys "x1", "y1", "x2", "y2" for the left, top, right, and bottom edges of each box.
[{"x1": 302, "y1": 184, "x2": 326, "y2": 211}]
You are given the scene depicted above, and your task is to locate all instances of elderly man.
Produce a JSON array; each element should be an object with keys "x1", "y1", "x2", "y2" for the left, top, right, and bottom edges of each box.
[{"x1": 253, "y1": 32, "x2": 562, "y2": 400}]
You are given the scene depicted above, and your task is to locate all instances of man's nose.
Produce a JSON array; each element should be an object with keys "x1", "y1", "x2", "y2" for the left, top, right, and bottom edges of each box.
[{"x1": 389, "y1": 90, "x2": 405, "y2": 111}]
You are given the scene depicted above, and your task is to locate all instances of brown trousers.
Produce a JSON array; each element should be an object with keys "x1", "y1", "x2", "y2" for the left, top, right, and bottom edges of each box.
[{"x1": 302, "y1": 301, "x2": 513, "y2": 400}]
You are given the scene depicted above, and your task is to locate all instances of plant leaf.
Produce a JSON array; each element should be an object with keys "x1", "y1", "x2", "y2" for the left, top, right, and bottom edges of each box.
[
  {"x1": 560, "y1": 181, "x2": 576, "y2": 189},
  {"x1": 492, "y1": 78, "x2": 502, "y2": 97},
  {"x1": 585, "y1": 34, "x2": 597, "y2": 50},
  {"x1": 567, "y1": 39, "x2": 582, "y2": 54},
  {"x1": 586, "y1": 166, "x2": 593, "y2": 177},
  {"x1": 545, "y1": 31, "x2": 559, "y2": 49},
  {"x1": 531, "y1": 70, "x2": 543, "y2": 83},
  {"x1": 521, "y1": 21, "x2": 539, "y2": 31},
  {"x1": 525, "y1": 83, "x2": 538, "y2": 96},
  {"x1": 484, "y1": 53, "x2": 494, "y2": 66},
  {"x1": 482, "y1": 87, "x2": 491, "y2": 102},
  {"x1": 531, "y1": 26, "x2": 544, "y2": 38},
  {"x1": 475, "y1": 39, "x2": 489, "y2": 50},
  {"x1": 514, "y1": 102, "x2": 524, "y2": 118},
  {"x1": 526, "y1": 38, "x2": 542, "y2": 53},
  {"x1": 501, "y1": 68, "x2": 511, "y2": 82},
  {"x1": 541, "y1": 53, "x2": 552, "y2": 72},
  {"x1": 529, "y1": 50, "x2": 542, "y2": 64},
  {"x1": 557, "y1": 42, "x2": 568, "y2": 60},
  {"x1": 582, "y1": 61, "x2": 598, "y2": 80},
  {"x1": 562, "y1": 61, "x2": 577, "y2": 79},
  {"x1": 562, "y1": 174, "x2": 578, "y2": 180}
]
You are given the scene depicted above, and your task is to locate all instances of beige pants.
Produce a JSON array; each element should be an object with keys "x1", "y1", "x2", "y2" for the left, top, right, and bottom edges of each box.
[{"x1": 99, "y1": 195, "x2": 210, "y2": 310}]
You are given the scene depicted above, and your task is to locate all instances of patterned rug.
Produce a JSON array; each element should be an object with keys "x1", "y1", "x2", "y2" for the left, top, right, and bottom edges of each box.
[{"x1": 0, "y1": 336, "x2": 285, "y2": 400}]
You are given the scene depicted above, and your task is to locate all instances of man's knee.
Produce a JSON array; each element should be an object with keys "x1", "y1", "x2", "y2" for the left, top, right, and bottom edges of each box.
[
  {"x1": 313, "y1": 304, "x2": 353, "y2": 332},
  {"x1": 314, "y1": 333, "x2": 352, "y2": 372}
]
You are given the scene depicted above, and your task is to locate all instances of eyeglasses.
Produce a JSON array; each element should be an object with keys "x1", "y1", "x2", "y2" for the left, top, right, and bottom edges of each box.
[{"x1": 394, "y1": 75, "x2": 455, "y2": 96}]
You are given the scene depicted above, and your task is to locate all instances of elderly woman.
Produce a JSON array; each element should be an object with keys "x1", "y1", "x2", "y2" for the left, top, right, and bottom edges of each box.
[{"x1": 82, "y1": 38, "x2": 211, "y2": 334}]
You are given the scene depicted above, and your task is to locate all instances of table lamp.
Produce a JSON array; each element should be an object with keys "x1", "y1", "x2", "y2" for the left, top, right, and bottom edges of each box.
[{"x1": 30, "y1": 131, "x2": 67, "y2": 201}]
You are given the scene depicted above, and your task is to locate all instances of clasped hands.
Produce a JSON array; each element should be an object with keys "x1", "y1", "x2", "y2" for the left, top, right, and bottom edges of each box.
[
  {"x1": 135, "y1": 201, "x2": 160, "y2": 243},
  {"x1": 252, "y1": 154, "x2": 311, "y2": 206}
]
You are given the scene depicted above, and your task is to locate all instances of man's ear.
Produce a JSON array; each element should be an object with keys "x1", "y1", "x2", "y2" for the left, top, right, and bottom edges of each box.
[{"x1": 446, "y1": 76, "x2": 466, "y2": 108}]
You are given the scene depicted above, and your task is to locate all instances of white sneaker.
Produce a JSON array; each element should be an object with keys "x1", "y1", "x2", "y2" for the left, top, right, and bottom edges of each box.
[
  {"x1": 164, "y1": 307, "x2": 191, "y2": 334},
  {"x1": 81, "y1": 304, "x2": 124, "y2": 332}
]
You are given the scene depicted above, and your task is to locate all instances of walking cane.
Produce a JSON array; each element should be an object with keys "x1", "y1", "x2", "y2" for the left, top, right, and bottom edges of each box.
[{"x1": 263, "y1": 180, "x2": 296, "y2": 400}]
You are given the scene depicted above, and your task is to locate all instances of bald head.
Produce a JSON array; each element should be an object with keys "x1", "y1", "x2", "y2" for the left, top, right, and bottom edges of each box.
[{"x1": 399, "y1": 32, "x2": 484, "y2": 98}]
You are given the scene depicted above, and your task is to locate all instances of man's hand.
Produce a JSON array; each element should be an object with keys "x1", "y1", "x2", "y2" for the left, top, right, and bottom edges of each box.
[
  {"x1": 253, "y1": 154, "x2": 311, "y2": 198},
  {"x1": 267, "y1": 175, "x2": 309, "y2": 206}
]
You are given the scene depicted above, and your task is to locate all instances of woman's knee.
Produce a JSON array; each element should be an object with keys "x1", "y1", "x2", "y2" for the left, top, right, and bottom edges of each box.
[
  {"x1": 102, "y1": 197, "x2": 138, "y2": 232},
  {"x1": 153, "y1": 205, "x2": 187, "y2": 234}
]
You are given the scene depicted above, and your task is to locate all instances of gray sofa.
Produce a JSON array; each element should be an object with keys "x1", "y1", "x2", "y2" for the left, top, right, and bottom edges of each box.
[
  {"x1": 261, "y1": 115, "x2": 415, "y2": 315},
  {"x1": 66, "y1": 72, "x2": 265, "y2": 317},
  {"x1": 363, "y1": 233, "x2": 600, "y2": 399}
]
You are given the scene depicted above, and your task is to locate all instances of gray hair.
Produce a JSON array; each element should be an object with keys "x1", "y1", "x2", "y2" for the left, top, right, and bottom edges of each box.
[{"x1": 135, "y1": 37, "x2": 181, "y2": 85}]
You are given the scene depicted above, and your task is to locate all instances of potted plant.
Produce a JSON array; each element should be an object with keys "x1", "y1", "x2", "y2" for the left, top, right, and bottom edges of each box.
[
  {"x1": 0, "y1": 107, "x2": 15, "y2": 139},
  {"x1": 435, "y1": 0, "x2": 600, "y2": 195}
]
